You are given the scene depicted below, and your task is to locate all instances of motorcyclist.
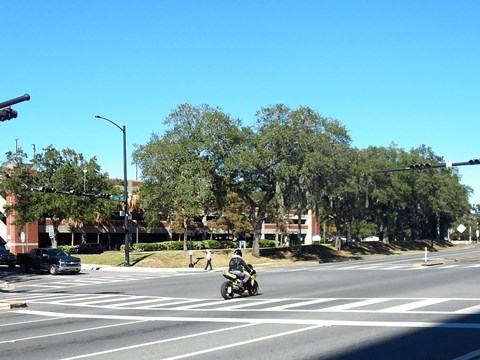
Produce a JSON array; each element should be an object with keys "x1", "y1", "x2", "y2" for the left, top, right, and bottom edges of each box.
[{"x1": 228, "y1": 249, "x2": 254, "y2": 291}]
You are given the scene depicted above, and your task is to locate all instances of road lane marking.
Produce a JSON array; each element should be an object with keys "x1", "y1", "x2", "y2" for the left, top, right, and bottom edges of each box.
[
  {"x1": 158, "y1": 325, "x2": 323, "y2": 360},
  {"x1": 214, "y1": 298, "x2": 284, "y2": 310},
  {"x1": 0, "y1": 320, "x2": 146, "y2": 345},
  {"x1": 174, "y1": 298, "x2": 244, "y2": 310},
  {"x1": 77, "y1": 295, "x2": 144, "y2": 306},
  {"x1": 441, "y1": 265, "x2": 461, "y2": 269},
  {"x1": 379, "y1": 298, "x2": 449, "y2": 312},
  {"x1": 56, "y1": 323, "x2": 258, "y2": 360},
  {"x1": 268, "y1": 298, "x2": 336, "y2": 311},
  {"x1": 453, "y1": 348, "x2": 480, "y2": 360},
  {"x1": 455, "y1": 304, "x2": 480, "y2": 314},
  {"x1": 319, "y1": 298, "x2": 393, "y2": 311},
  {"x1": 113, "y1": 297, "x2": 176, "y2": 307},
  {"x1": 0, "y1": 317, "x2": 58, "y2": 328},
  {"x1": 44, "y1": 294, "x2": 115, "y2": 304},
  {"x1": 284, "y1": 268, "x2": 309, "y2": 272},
  {"x1": 9, "y1": 293, "x2": 480, "y2": 314},
  {"x1": 137, "y1": 298, "x2": 209, "y2": 309},
  {"x1": 14, "y1": 309, "x2": 480, "y2": 329}
]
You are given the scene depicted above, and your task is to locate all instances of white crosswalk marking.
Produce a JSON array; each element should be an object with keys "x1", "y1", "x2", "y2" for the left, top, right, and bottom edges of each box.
[
  {"x1": 78, "y1": 295, "x2": 144, "y2": 306},
  {"x1": 213, "y1": 298, "x2": 284, "y2": 310},
  {"x1": 268, "y1": 298, "x2": 335, "y2": 311},
  {"x1": 174, "y1": 298, "x2": 236, "y2": 310},
  {"x1": 455, "y1": 304, "x2": 480, "y2": 314},
  {"x1": 133, "y1": 298, "x2": 202, "y2": 309},
  {"x1": 318, "y1": 298, "x2": 393, "y2": 312},
  {"x1": 8, "y1": 293, "x2": 480, "y2": 315},
  {"x1": 379, "y1": 298, "x2": 449, "y2": 313},
  {"x1": 277, "y1": 262, "x2": 480, "y2": 271},
  {"x1": 9, "y1": 271, "x2": 195, "y2": 291}
]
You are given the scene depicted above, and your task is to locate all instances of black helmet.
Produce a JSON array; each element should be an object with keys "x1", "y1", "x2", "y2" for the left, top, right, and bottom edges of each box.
[{"x1": 234, "y1": 249, "x2": 242, "y2": 257}]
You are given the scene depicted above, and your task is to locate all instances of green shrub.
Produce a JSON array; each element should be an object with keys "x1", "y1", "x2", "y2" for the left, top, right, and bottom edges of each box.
[
  {"x1": 121, "y1": 240, "x2": 240, "y2": 252},
  {"x1": 259, "y1": 240, "x2": 276, "y2": 248},
  {"x1": 202, "y1": 240, "x2": 237, "y2": 249},
  {"x1": 119, "y1": 244, "x2": 135, "y2": 252},
  {"x1": 59, "y1": 245, "x2": 75, "y2": 253},
  {"x1": 134, "y1": 243, "x2": 163, "y2": 251}
]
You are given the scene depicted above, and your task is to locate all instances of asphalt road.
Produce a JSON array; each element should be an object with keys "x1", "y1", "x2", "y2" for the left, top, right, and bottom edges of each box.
[{"x1": 2, "y1": 246, "x2": 480, "y2": 359}]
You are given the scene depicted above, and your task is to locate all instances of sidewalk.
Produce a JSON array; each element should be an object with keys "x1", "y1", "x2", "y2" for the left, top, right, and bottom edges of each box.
[{"x1": 81, "y1": 263, "x2": 222, "y2": 273}]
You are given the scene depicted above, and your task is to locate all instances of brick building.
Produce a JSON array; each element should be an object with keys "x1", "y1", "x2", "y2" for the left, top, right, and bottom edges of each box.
[{"x1": 1, "y1": 180, "x2": 320, "y2": 254}]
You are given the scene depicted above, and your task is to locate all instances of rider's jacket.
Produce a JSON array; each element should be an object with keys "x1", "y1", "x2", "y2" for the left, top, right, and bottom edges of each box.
[{"x1": 228, "y1": 255, "x2": 251, "y2": 273}]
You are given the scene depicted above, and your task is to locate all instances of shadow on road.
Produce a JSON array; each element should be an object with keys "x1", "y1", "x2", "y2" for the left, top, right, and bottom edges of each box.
[{"x1": 320, "y1": 312, "x2": 480, "y2": 360}]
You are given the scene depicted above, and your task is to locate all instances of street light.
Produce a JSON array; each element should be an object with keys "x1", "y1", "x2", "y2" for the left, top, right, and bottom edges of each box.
[
  {"x1": 94, "y1": 115, "x2": 130, "y2": 267},
  {"x1": 297, "y1": 203, "x2": 302, "y2": 254}
]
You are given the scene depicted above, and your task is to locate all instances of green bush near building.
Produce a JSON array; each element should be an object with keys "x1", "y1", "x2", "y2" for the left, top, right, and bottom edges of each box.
[{"x1": 61, "y1": 239, "x2": 277, "y2": 254}]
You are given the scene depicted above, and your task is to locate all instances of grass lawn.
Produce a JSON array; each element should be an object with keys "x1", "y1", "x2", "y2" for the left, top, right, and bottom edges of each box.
[{"x1": 75, "y1": 239, "x2": 460, "y2": 269}]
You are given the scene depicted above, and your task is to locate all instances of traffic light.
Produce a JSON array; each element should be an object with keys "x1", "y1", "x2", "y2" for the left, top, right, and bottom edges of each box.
[
  {"x1": 409, "y1": 163, "x2": 432, "y2": 170},
  {"x1": 33, "y1": 187, "x2": 56, "y2": 193},
  {"x1": 468, "y1": 159, "x2": 480, "y2": 165},
  {"x1": 0, "y1": 94, "x2": 30, "y2": 122},
  {"x1": 0, "y1": 107, "x2": 18, "y2": 122}
]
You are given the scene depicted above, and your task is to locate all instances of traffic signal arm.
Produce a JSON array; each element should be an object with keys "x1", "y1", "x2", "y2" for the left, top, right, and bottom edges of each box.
[
  {"x1": 0, "y1": 94, "x2": 30, "y2": 109},
  {"x1": 376, "y1": 159, "x2": 480, "y2": 173},
  {"x1": 31, "y1": 188, "x2": 122, "y2": 201}
]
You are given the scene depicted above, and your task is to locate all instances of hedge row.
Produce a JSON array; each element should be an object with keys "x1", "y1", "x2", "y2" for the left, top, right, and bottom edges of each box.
[
  {"x1": 60, "y1": 240, "x2": 277, "y2": 253},
  {"x1": 121, "y1": 239, "x2": 277, "y2": 252}
]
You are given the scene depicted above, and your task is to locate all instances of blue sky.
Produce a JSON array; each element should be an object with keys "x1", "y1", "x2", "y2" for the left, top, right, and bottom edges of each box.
[{"x1": 3, "y1": 1, "x2": 480, "y2": 203}]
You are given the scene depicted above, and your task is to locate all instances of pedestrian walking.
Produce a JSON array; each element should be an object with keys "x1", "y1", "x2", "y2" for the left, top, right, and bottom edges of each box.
[{"x1": 204, "y1": 249, "x2": 213, "y2": 270}]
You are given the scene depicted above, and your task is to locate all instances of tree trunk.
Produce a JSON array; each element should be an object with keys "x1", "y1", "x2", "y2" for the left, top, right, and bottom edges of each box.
[
  {"x1": 251, "y1": 216, "x2": 263, "y2": 257},
  {"x1": 335, "y1": 236, "x2": 342, "y2": 251},
  {"x1": 252, "y1": 235, "x2": 260, "y2": 257}
]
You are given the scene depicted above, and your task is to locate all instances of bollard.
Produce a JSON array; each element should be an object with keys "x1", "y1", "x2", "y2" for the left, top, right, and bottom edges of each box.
[{"x1": 188, "y1": 250, "x2": 194, "y2": 268}]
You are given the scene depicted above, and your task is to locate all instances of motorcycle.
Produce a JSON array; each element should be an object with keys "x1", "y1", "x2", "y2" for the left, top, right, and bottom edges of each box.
[{"x1": 220, "y1": 265, "x2": 259, "y2": 300}]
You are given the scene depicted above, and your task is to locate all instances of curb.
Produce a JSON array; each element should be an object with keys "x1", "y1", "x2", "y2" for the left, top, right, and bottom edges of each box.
[
  {"x1": 413, "y1": 261, "x2": 444, "y2": 267},
  {"x1": 0, "y1": 301, "x2": 28, "y2": 310},
  {"x1": 81, "y1": 264, "x2": 222, "y2": 273}
]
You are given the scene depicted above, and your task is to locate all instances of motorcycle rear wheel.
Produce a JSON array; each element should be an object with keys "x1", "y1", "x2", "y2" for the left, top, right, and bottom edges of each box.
[{"x1": 220, "y1": 281, "x2": 235, "y2": 300}]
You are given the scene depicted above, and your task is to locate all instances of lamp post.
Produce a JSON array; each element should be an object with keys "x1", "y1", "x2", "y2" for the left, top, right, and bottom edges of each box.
[
  {"x1": 95, "y1": 115, "x2": 130, "y2": 267},
  {"x1": 83, "y1": 169, "x2": 87, "y2": 192},
  {"x1": 297, "y1": 202, "x2": 302, "y2": 254}
]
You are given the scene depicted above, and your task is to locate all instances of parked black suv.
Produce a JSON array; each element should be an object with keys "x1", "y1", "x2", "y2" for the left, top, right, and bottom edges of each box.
[
  {"x1": 71, "y1": 243, "x2": 105, "y2": 254},
  {"x1": 17, "y1": 248, "x2": 81, "y2": 275},
  {"x1": 0, "y1": 245, "x2": 16, "y2": 269}
]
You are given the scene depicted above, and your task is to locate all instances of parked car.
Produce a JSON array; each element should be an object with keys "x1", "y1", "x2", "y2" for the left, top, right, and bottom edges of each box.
[
  {"x1": 17, "y1": 248, "x2": 81, "y2": 275},
  {"x1": 362, "y1": 236, "x2": 380, "y2": 242},
  {"x1": 0, "y1": 245, "x2": 16, "y2": 269},
  {"x1": 71, "y1": 243, "x2": 105, "y2": 254}
]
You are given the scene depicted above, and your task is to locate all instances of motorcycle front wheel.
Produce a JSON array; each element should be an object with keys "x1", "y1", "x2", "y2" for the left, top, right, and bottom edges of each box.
[
  {"x1": 248, "y1": 280, "x2": 259, "y2": 296},
  {"x1": 220, "y1": 281, "x2": 235, "y2": 300}
]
